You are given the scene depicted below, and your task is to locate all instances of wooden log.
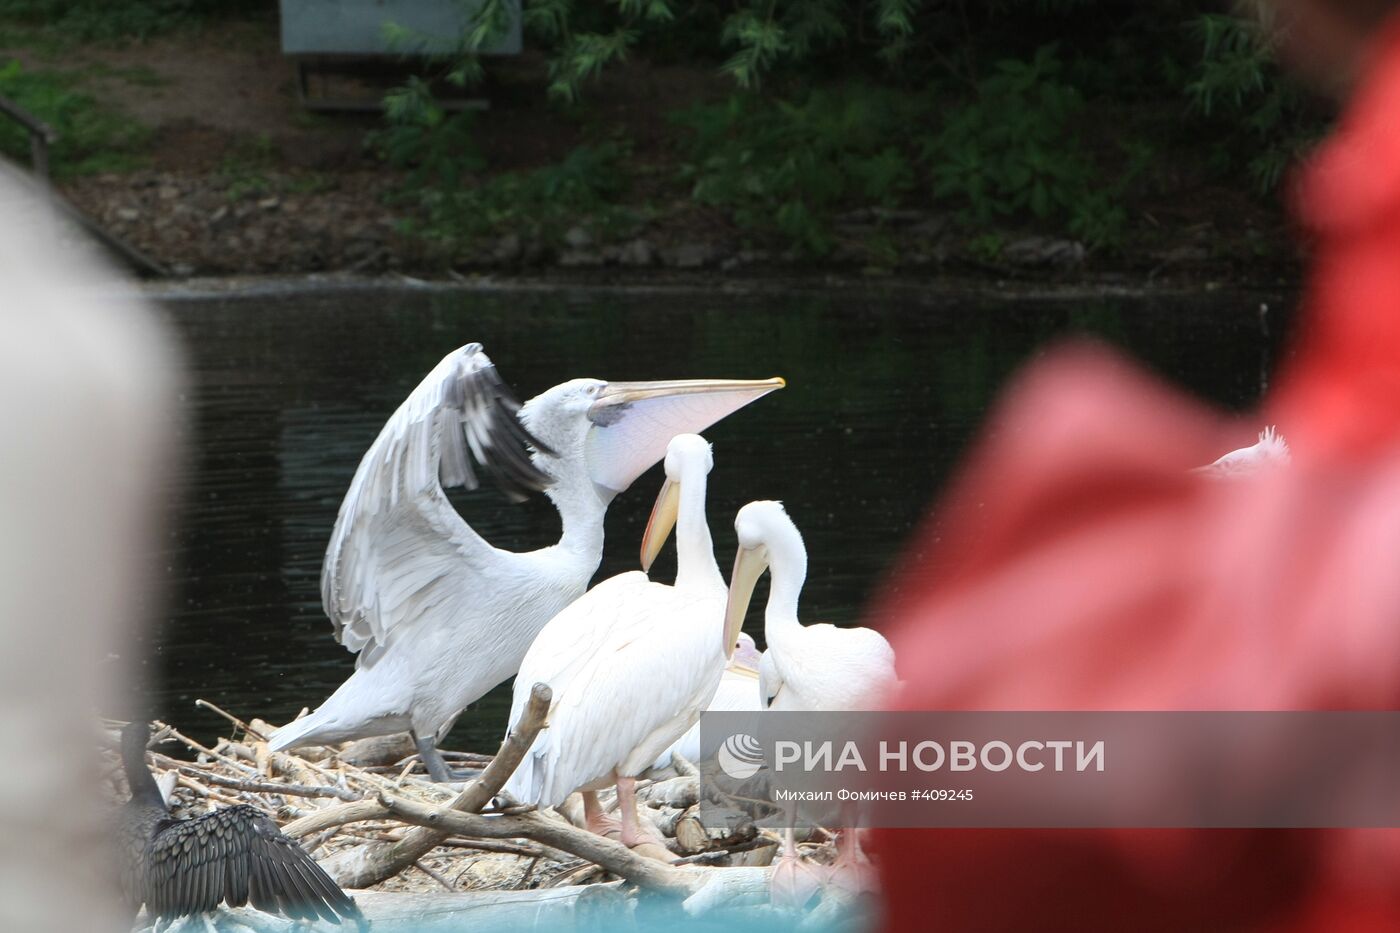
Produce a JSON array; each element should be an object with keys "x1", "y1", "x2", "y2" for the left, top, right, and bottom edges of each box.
[
  {"x1": 674, "y1": 807, "x2": 711, "y2": 855},
  {"x1": 283, "y1": 797, "x2": 388, "y2": 838},
  {"x1": 637, "y1": 775, "x2": 699, "y2": 808}
]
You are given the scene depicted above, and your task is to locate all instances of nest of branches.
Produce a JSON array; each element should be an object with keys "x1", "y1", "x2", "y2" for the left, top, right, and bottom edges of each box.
[{"x1": 103, "y1": 691, "x2": 859, "y2": 931}]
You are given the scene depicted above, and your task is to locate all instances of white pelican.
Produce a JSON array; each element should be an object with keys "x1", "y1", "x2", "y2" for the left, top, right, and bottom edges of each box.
[
  {"x1": 503, "y1": 434, "x2": 735, "y2": 852},
  {"x1": 651, "y1": 632, "x2": 764, "y2": 772},
  {"x1": 269, "y1": 345, "x2": 781, "y2": 782},
  {"x1": 725, "y1": 500, "x2": 897, "y2": 905},
  {"x1": 1195, "y1": 425, "x2": 1290, "y2": 477}
]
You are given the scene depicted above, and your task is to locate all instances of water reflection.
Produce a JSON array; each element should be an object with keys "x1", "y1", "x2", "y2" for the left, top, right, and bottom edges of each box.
[{"x1": 151, "y1": 284, "x2": 1289, "y2": 749}]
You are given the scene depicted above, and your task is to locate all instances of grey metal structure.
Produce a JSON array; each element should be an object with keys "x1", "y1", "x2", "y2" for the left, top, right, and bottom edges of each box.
[
  {"x1": 280, "y1": 0, "x2": 520, "y2": 110},
  {"x1": 280, "y1": 0, "x2": 520, "y2": 56}
]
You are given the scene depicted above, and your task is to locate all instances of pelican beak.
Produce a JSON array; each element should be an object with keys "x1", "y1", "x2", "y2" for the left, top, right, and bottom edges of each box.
[
  {"x1": 639, "y1": 477, "x2": 680, "y2": 573},
  {"x1": 586, "y1": 377, "x2": 784, "y2": 494},
  {"x1": 724, "y1": 545, "x2": 769, "y2": 659}
]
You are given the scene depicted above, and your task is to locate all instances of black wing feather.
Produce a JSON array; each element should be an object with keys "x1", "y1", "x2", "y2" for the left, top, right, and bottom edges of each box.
[
  {"x1": 142, "y1": 805, "x2": 362, "y2": 925},
  {"x1": 444, "y1": 346, "x2": 556, "y2": 503}
]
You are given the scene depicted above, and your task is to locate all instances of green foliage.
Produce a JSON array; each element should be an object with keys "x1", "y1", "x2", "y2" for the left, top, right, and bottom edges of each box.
[
  {"x1": 1186, "y1": 13, "x2": 1321, "y2": 192},
  {"x1": 400, "y1": 140, "x2": 639, "y2": 248},
  {"x1": 675, "y1": 49, "x2": 1143, "y2": 253},
  {"x1": 520, "y1": 0, "x2": 675, "y2": 103},
  {"x1": 0, "y1": 59, "x2": 149, "y2": 176},
  {"x1": 720, "y1": 1, "x2": 845, "y2": 88},
  {"x1": 372, "y1": 76, "x2": 486, "y2": 187},
  {"x1": 379, "y1": 1, "x2": 1325, "y2": 259},
  {"x1": 216, "y1": 132, "x2": 276, "y2": 200},
  {"x1": 0, "y1": 0, "x2": 261, "y2": 42},
  {"x1": 677, "y1": 86, "x2": 919, "y2": 253},
  {"x1": 923, "y1": 44, "x2": 1137, "y2": 247}
]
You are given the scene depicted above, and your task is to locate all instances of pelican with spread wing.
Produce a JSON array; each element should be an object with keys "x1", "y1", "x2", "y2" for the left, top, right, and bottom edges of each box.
[{"x1": 269, "y1": 344, "x2": 782, "y2": 781}]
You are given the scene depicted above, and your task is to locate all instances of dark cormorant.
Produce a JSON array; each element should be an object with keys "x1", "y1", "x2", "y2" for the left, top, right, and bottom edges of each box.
[{"x1": 118, "y1": 722, "x2": 364, "y2": 926}]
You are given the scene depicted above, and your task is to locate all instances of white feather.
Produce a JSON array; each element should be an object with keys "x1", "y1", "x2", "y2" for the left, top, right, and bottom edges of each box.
[
  {"x1": 1197, "y1": 425, "x2": 1292, "y2": 478},
  {"x1": 735, "y1": 501, "x2": 898, "y2": 714},
  {"x1": 652, "y1": 654, "x2": 763, "y2": 769}
]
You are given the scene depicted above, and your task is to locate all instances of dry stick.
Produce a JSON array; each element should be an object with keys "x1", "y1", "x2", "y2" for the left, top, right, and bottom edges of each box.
[
  {"x1": 175, "y1": 775, "x2": 243, "y2": 807},
  {"x1": 440, "y1": 837, "x2": 547, "y2": 858},
  {"x1": 303, "y1": 826, "x2": 342, "y2": 857},
  {"x1": 153, "y1": 720, "x2": 258, "y2": 775},
  {"x1": 176, "y1": 766, "x2": 360, "y2": 802},
  {"x1": 412, "y1": 860, "x2": 456, "y2": 892},
  {"x1": 376, "y1": 795, "x2": 702, "y2": 897},
  {"x1": 195, "y1": 699, "x2": 269, "y2": 742},
  {"x1": 322, "y1": 682, "x2": 553, "y2": 889},
  {"x1": 516, "y1": 856, "x2": 541, "y2": 889}
]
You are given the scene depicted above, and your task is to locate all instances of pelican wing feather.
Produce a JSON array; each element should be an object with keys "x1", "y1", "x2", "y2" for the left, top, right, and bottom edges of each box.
[
  {"x1": 773, "y1": 623, "x2": 897, "y2": 711},
  {"x1": 321, "y1": 344, "x2": 552, "y2": 662}
]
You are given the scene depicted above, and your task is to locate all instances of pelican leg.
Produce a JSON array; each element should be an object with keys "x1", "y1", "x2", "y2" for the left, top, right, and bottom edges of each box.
[
  {"x1": 413, "y1": 732, "x2": 459, "y2": 784},
  {"x1": 769, "y1": 819, "x2": 825, "y2": 910},
  {"x1": 412, "y1": 732, "x2": 483, "y2": 783},
  {"x1": 582, "y1": 790, "x2": 622, "y2": 839},
  {"x1": 617, "y1": 776, "x2": 677, "y2": 861},
  {"x1": 824, "y1": 801, "x2": 875, "y2": 897}
]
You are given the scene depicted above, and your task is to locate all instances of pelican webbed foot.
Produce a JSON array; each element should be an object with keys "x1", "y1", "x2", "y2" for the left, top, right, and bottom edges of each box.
[
  {"x1": 824, "y1": 828, "x2": 877, "y2": 898},
  {"x1": 770, "y1": 847, "x2": 826, "y2": 910}
]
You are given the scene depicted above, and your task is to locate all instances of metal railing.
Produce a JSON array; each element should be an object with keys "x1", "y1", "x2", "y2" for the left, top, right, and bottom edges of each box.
[
  {"x1": 0, "y1": 93, "x2": 167, "y2": 276},
  {"x1": 0, "y1": 93, "x2": 57, "y2": 182}
]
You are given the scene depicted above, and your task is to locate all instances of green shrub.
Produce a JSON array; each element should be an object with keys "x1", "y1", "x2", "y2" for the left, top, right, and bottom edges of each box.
[
  {"x1": 0, "y1": 60, "x2": 149, "y2": 175},
  {"x1": 400, "y1": 140, "x2": 639, "y2": 248},
  {"x1": 371, "y1": 76, "x2": 486, "y2": 188},
  {"x1": 676, "y1": 86, "x2": 921, "y2": 254},
  {"x1": 0, "y1": 0, "x2": 263, "y2": 41},
  {"x1": 923, "y1": 44, "x2": 1138, "y2": 247},
  {"x1": 1186, "y1": 12, "x2": 1322, "y2": 192},
  {"x1": 376, "y1": 2, "x2": 1324, "y2": 256}
]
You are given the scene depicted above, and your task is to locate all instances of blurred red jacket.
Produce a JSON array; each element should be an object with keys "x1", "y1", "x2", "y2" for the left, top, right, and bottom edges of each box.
[{"x1": 871, "y1": 12, "x2": 1400, "y2": 932}]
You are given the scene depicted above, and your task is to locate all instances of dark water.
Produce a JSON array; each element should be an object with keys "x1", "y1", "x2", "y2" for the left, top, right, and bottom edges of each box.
[{"x1": 145, "y1": 281, "x2": 1291, "y2": 749}]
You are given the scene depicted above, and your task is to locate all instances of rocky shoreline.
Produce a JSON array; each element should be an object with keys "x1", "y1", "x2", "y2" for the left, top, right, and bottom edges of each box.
[{"x1": 62, "y1": 168, "x2": 1302, "y2": 287}]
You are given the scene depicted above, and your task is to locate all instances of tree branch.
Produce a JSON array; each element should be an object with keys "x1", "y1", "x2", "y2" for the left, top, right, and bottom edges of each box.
[
  {"x1": 375, "y1": 794, "x2": 702, "y2": 896},
  {"x1": 322, "y1": 683, "x2": 552, "y2": 888}
]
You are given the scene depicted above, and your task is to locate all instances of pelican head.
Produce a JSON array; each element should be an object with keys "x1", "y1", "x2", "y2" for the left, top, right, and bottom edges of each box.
[
  {"x1": 639, "y1": 433, "x2": 714, "y2": 573},
  {"x1": 724, "y1": 500, "x2": 806, "y2": 656},
  {"x1": 520, "y1": 376, "x2": 782, "y2": 502},
  {"x1": 731, "y1": 631, "x2": 762, "y2": 671}
]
